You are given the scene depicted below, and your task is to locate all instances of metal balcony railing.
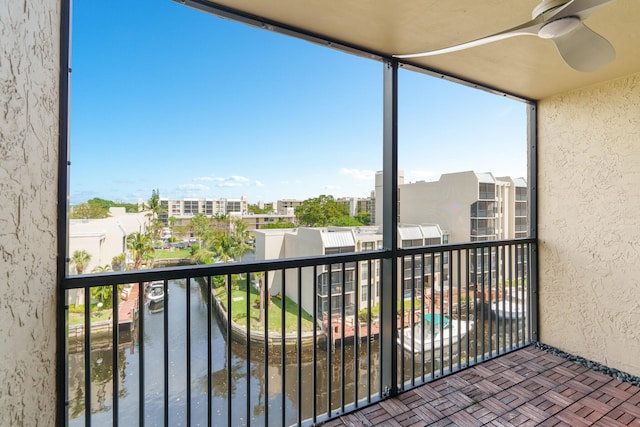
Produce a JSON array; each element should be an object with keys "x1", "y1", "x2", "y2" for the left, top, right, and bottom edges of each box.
[{"x1": 62, "y1": 238, "x2": 535, "y2": 426}]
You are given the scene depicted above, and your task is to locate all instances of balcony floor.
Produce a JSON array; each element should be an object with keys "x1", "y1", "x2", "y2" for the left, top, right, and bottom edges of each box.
[{"x1": 323, "y1": 346, "x2": 640, "y2": 426}]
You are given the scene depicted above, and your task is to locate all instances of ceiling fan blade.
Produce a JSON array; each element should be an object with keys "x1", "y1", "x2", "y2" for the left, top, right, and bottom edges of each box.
[
  {"x1": 550, "y1": 0, "x2": 617, "y2": 21},
  {"x1": 552, "y1": 22, "x2": 615, "y2": 71},
  {"x1": 394, "y1": 18, "x2": 543, "y2": 59}
]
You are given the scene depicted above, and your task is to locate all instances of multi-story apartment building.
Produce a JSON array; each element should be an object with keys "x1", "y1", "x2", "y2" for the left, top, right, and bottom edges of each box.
[
  {"x1": 254, "y1": 224, "x2": 445, "y2": 325},
  {"x1": 159, "y1": 197, "x2": 249, "y2": 222},
  {"x1": 240, "y1": 212, "x2": 297, "y2": 231},
  {"x1": 389, "y1": 171, "x2": 527, "y2": 243},
  {"x1": 276, "y1": 199, "x2": 303, "y2": 215},
  {"x1": 337, "y1": 194, "x2": 376, "y2": 223},
  {"x1": 384, "y1": 171, "x2": 528, "y2": 288}
]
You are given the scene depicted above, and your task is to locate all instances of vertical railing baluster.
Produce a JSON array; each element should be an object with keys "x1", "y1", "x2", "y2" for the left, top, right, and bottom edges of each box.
[
  {"x1": 312, "y1": 265, "x2": 317, "y2": 425},
  {"x1": 480, "y1": 248, "x2": 486, "y2": 361},
  {"x1": 353, "y1": 261, "x2": 360, "y2": 409},
  {"x1": 327, "y1": 263, "x2": 332, "y2": 417},
  {"x1": 226, "y1": 276, "x2": 232, "y2": 427},
  {"x1": 138, "y1": 281, "x2": 145, "y2": 426},
  {"x1": 164, "y1": 280, "x2": 169, "y2": 426},
  {"x1": 439, "y1": 250, "x2": 444, "y2": 376},
  {"x1": 112, "y1": 283, "x2": 119, "y2": 427},
  {"x1": 466, "y1": 249, "x2": 471, "y2": 367},
  {"x1": 497, "y1": 246, "x2": 502, "y2": 355},
  {"x1": 448, "y1": 250, "x2": 453, "y2": 372},
  {"x1": 400, "y1": 256, "x2": 405, "y2": 387},
  {"x1": 508, "y1": 245, "x2": 514, "y2": 350},
  {"x1": 281, "y1": 269, "x2": 286, "y2": 427},
  {"x1": 430, "y1": 253, "x2": 435, "y2": 378},
  {"x1": 420, "y1": 253, "x2": 426, "y2": 381},
  {"x1": 187, "y1": 278, "x2": 192, "y2": 426},
  {"x1": 84, "y1": 285, "x2": 92, "y2": 427},
  {"x1": 366, "y1": 260, "x2": 372, "y2": 403},
  {"x1": 208, "y1": 276, "x2": 213, "y2": 427},
  {"x1": 515, "y1": 244, "x2": 521, "y2": 346},
  {"x1": 456, "y1": 250, "x2": 461, "y2": 371},
  {"x1": 410, "y1": 254, "x2": 416, "y2": 385},
  {"x1": 473, "y1": 249, "x2": 478, "y2": 365},
  {"x1": 340, "y1": 262, "x2": 346, "y2": 413},
  {"x1": 297, "y1": 267, "x2": 302, "y2": 426},
  {"x1": 527, "y1": 243, "x2": 533, "y2": 343},
  {"x1": 520, "y1": 243, "x2": 531, "y2": 345},
  {"x1": 488, "y1": 246, "x2": 493, "y2": 358},
  {"x1": 264, "y1": 273, "x2": 269, "y2": 426}
]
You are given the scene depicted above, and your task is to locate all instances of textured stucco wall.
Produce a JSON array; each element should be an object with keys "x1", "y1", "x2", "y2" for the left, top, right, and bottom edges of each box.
[
  {"x1": 0, "y1": 0, "x2": 60, "y2": 425},
  {"x1": 538, "y1": 72, "x2": 640, "y2": 376}
]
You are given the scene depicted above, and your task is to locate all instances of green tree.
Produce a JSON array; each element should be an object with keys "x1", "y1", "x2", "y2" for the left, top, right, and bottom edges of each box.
[
  {"x1": 355, "y1": 211, "x2": 372, "y2": 225},
  {"x1": 145, "y1": 189, "x2": 163, "y2": 221},
  {"x1": 189, "y1": 243, "x2": 214, "y2": 265},
  {"x1": 295, "y1": 195, "x2": 349, "y2": 226},
  {"x1": 261, "y1": 220, "x2": 296, "y2": 229},
  {"x1": 333, "y1": 216, "x2": 364, "y2": 226},
  {"x1": 248, "y1": 204, "x2": 273, "y2": 214},
  {"x1": 190, "y1": 213, "x2": 211, "y2": 245},
  {"x1": 70, "y1": 250, "x2": 91, "y2": 274},
  {"x1": 126, "y1": 232, "x2": 155, "y2": 269},
  {"x1": 87, "y1": 197, "x2": 138, "y2": 213},
  {"x1": 70, "y1": 203, "x2": 109, "y2": 219},
  {"x1": 168, "y1": 216, "x2": 177, "y2": 235}
]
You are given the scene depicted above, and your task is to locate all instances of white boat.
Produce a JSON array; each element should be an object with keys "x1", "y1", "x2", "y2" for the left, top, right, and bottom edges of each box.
[
  {"x1": 397, "y1": 314, "x2": 472, "y2": 355},
  {"x1": 490, "y1": 300, "x2": 525, "y2": 320},
  {"x1": 147, "y1": 282, "x2": 165, "y2": 304}
]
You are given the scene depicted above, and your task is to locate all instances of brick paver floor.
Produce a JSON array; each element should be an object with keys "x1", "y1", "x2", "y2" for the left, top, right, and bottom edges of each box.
[{"x1": 321, "y1": 346, "x2": 640, "y2": 426}]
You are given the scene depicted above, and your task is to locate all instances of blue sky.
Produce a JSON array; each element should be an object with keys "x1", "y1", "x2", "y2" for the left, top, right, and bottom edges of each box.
[{"x1": 70, "y1": 0, "x2": 527, "y2": 205}]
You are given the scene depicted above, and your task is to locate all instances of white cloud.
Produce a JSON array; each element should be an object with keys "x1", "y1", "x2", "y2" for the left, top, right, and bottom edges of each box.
[
  {"x1": 255, "y1": 180, "x2": 265, "y2": 187},
  {"x1": 339, "y1": 168, "x2": 376, "y2": 181},
  {"x1": 192, "y1": 176, "x2": 216, "y2": 182},
  {"x1": 178, "y1": 183, "x2": 210, "y2": 191}
]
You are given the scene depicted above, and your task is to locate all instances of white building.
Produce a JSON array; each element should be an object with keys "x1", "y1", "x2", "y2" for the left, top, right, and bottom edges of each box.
[
  {"x1": 377, "y1": 170, "x2": 527, "y2": 244},
  {"x1": 254, "y1": 224, "x2": 446, "y2": 324},
  {"x1": 68, "y1": 208, "x2": 148, "y2": 274},
  {"x1": 159, "y1": 196, "x2": 249, "y2": 221}
]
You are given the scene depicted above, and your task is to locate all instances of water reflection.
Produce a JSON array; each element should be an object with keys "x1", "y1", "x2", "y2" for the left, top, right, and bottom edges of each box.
[{"x1": 68, "y1": 279, "x2": 527, "y2": 426}]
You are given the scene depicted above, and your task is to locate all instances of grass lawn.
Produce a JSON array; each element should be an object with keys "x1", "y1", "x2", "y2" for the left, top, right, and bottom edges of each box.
[
  {"x1": 154, "y1": 248, "x2": 191, "y2": 259},
  {"x1": 214, "y1": 280, "x2": 315, "y2": 334},
  {"x1": 68, "y1": 306, "x2": 113, "y2": 325}
]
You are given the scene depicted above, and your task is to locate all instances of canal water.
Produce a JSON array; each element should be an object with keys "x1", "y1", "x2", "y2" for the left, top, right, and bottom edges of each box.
[{"x1": 68, "y1": 279, "x2": 528, "y2": 426}]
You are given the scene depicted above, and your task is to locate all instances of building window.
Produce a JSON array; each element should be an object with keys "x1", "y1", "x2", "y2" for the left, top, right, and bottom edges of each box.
[{"x1": 479, "y1": 183, "x2": 496, "y2": 200}]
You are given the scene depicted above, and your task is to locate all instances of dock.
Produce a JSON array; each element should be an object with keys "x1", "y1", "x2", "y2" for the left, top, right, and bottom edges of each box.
[{"x1": 118, "y1": 283, "x2": 139, "y2": 331}]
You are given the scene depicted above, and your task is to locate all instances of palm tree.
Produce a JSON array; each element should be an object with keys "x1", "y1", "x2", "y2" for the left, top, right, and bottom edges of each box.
[
  {"x1": 189, "y1": 244, "x2": 214, "y2": 265},
  {"x1": 168, "y1": 216, "x2": 177, "y2": 236},
  {"x1": 70, "y1": 250, "x2": 91, "y2": 274},
  {"x1": 111, "y1": 253, "x2": 126, "y2": 271},
  {"x1": 91, "y1": 264, "x2": 111, "y2": 273},
  {"x1": 126, "y1": 232, "x2": 155, "y2": 269}
]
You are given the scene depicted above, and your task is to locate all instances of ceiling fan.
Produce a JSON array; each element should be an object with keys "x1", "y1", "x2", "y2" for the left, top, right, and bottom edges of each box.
[{"x1": 395, "y1": 0, "x2": 617, "y2": 72}]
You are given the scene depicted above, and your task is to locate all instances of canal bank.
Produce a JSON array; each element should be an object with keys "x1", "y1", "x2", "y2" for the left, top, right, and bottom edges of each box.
[{"x1": 208, "y1": 283, "x2": 324, "y2": 351}]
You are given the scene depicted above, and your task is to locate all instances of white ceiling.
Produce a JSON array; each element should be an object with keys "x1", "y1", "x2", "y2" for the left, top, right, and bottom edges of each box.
[{"x1": 196, "y1": 0, "x2": 640, "y2": 100}]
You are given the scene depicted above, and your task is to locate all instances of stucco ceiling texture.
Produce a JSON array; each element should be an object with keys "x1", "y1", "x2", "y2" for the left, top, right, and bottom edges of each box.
[{"x1": 200, "y1": 0, "x2": 640, "y2": 100}]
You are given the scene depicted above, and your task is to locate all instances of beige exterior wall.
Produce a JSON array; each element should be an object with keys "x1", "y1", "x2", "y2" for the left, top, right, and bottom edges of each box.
[
  {"x1": 0, "y1": 0, "x2": 60, "y2": 425},
  {"x1": 398, "y1": 171, "x2": 479, "y2": 243},
  {"x1": 68, "y1": 212, "x2": 147, "y2": 273},
  {"x1": 538, "y1": 71, "x2": 640, "y2": 376}
]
